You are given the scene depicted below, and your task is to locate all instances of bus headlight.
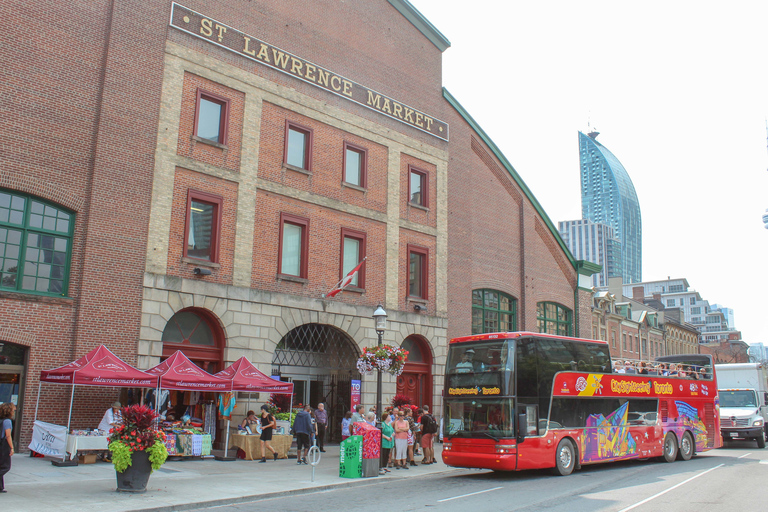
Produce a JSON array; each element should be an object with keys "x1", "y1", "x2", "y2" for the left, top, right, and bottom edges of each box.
[
  {"x1": 443, "y1": 442, "x2": 451, "y2": 450},
  {"x1": 495, "y1": 444, "x2": 516, "y2": 454},
  {"x1": 754, "y1": 419, "x2": 764, "y2": 427}
]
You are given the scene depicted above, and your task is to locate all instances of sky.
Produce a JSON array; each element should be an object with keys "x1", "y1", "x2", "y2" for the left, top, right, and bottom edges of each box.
[{"x1": 410, "y1": 0, "x2": 768, "y2": 345}]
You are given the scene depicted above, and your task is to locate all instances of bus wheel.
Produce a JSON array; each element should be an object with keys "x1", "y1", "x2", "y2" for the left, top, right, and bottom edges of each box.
[
  {"x1": 678, "y1": 431, "x2": 694, "y2": 461},
  {"x1": 662, "y1": 432, "x2": 678, "y2": 463},
  {"x1": 757, "y1": 435, "x2": 765, "y2": 449},
  {"x1": 553, "y1": 438, "x2": 575, "y2": 476}
]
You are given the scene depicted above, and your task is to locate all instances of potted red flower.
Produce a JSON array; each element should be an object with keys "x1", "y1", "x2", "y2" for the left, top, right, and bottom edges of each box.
[{"x1": 108, "y1": 404, "x2": 168, "y2": 493}]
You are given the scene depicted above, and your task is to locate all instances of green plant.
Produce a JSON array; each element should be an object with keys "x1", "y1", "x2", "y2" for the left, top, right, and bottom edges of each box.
[
  {"x1": 357, "y1": 345, "x2": 409, "y2": 376},
  {"x1": 108, "y1": 404, "x2": 168, "y2": 473}
]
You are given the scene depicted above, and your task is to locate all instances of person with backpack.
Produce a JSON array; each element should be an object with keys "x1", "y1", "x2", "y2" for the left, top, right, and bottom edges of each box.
[{"x1": 420, "y1": 405, "x2": 438, "y2": 464}]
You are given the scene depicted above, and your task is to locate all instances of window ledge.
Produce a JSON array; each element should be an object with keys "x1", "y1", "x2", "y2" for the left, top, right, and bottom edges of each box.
[
  {"x1": 277, "y1": 274, "x2": 308, "y2": 284},
  {"x1": 343, "y1": 286, "x2": 365, "y2": 294},
  {"x1": 408, "y1": 202, "x2": 429, "y2": 212},
  {"x1": 283, "y1": 164, "x2": 312, "y2": 176},
  {"x1": 0, "y1": 289, "x2": 74, "y2": 305},
  {"x1": 182, "y1": 257, "x2": 221, "y2": 269},
  {"x1": 192, "y1": 135, "x2": 228, "y2": 150},
  {"x1": 407, "y1": 297, "x2": 428, "y2": 304},
  {"x1": 342, "y1": 182, "x2": 367, "y2": 192}
]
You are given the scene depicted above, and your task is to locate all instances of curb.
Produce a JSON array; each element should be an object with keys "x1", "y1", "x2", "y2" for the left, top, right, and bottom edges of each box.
[{"x1": 129, "y1": 466, "x2": 458, "y2": 512}]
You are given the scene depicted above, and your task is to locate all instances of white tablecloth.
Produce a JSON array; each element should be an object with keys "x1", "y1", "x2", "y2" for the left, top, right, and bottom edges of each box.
[{"x1": 65, "y1": 435, "x2": 109, "y2": 460}]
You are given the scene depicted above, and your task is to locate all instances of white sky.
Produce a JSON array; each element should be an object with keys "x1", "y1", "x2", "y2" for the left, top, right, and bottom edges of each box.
[{"x1": 410, "y1": 0, "x2": 768, "y2": 345}]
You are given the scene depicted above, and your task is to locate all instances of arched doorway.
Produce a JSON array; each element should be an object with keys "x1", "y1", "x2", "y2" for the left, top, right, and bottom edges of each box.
[
  {"x1": 272, "y1": 323, "x2": 359, "y2": 442},
  {"x1": 160, "y1": 308, "x2": 224, "y2": 443},
  {"x1": 397, "y1": 335, "x2": 432, "y2": 411},
  {"x1": 0, "y1": 341, "x2": 27, "y2": 449}
]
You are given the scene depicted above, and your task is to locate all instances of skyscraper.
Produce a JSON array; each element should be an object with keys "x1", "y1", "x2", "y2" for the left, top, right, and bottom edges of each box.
[
  {"x1": 558, "y1": 219, "x2": 621, "y2": 287},
  {"x1": 579, "y1": 131, "x2": 642, "y2": 283}
]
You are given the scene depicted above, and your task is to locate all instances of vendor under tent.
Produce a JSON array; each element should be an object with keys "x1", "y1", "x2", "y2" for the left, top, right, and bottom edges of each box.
[
  {"x1": 214, "y1": 357, "x2": 294, "y2": 458},
  {"x1": 145, "y1": 350, "x2": 232, "y2": 457},
  {"x1": 34, "y1": 345, "x2": 158, "y2": 460}
]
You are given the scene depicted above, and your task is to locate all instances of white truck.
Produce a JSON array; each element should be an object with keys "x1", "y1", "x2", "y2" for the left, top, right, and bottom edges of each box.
[{"x1": 716, "y1": 363, "x2": 768, "y2": 448}]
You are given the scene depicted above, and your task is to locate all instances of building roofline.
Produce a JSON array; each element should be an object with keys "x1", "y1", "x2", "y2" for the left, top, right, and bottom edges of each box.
[
  {"x1": 443, "y1": 87, "x2": 576, "y2": 269},
  {"x1": 387, "y1": 0, "x2": 451, "y2": 52}
]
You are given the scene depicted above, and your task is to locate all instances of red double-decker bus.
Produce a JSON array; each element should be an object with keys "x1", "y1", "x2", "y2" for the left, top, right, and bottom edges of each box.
[{"x1": 441, "y1": 332, "x2": 721, "y2": 475}]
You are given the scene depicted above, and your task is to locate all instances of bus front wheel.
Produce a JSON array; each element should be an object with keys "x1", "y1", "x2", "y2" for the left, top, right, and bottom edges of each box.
[
  {"x1": 553, "y1": 438, "x2": 575, "y2": 476},
  {"x1": 662, "y1": 432, "x2": 678, "y2": 463}
]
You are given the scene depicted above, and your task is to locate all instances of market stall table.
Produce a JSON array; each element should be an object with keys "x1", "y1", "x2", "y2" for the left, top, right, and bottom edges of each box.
[
  {"x1": 65, "y1": 433, "x2": 109, "y2": 460},
  {"x1": 230, "y1": 433, "x2": 291, "y2": 460},
  {"x1": 165, "y1": 430, "x2": 212, "y2": 457}
]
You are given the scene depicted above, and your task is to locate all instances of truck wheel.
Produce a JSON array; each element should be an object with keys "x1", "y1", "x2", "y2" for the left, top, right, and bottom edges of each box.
[
  {"x1": 553, "y1": 438, "x2": 575, "y2": 476},
  {"x1": 662, "y1": 432, "x2": 678, "y2": 462},
  {"x1": 758, "y1": 435, "x2": 765, "y2": 449},
  {"x1": 678, "y1": 431, "x2": 694, "y2": 461}
]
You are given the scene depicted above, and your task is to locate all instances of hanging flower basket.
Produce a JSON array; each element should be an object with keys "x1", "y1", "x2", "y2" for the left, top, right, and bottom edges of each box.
[{"x1": 356, "y1": 345, "x2": 409, "y2": 376}]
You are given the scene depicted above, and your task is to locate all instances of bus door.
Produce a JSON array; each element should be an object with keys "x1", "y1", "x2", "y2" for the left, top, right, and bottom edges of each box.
[{"x1": 516, "y1": 404, "x2": 548, "y2": 470}]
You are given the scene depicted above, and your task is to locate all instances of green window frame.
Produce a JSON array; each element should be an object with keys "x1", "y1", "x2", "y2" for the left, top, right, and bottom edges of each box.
[
  {"x1": 536, "y1": 302, "x2": 572, "y2": 336},
  {"x1": 472, "y1": 289, "x2": 517, "y2": 334},
  {"x1": 0, "y1": 190, "x2": 74, "y2": 296}
]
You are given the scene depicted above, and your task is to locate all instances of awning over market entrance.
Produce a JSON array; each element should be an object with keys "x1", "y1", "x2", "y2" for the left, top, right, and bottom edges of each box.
[
  {"x1": 145, "y1": 350, "x2": 230, "y2": 391},
  {"x1": 215, "y1": 357, "x2": 293, "y2": 394}
]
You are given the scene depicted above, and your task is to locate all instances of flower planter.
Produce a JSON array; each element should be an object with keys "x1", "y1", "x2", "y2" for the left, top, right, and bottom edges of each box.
[{"x1": 116, "y1": 450, "x2": 152, "y2": 493}]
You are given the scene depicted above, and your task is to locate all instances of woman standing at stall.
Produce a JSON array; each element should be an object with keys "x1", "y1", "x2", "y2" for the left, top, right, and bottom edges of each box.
[
  {"x1": 258, "y1": 405, "x2": 278, "y2": 463},
  {"x1": 0, "y1": 402, "x2": 16, "y2": 493}
]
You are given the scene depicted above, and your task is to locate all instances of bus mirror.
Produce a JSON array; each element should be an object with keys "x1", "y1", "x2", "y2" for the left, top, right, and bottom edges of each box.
[
  {"x1": 764, "y1": 392, "x2": 768, "y2": 406},
  {"x1": 517, "y1": 412, "x2": 527, "y2": 444}
]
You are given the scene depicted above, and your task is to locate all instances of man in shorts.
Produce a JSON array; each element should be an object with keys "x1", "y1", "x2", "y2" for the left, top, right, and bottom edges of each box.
[{"x1": 293, "y1": 405, "x2": 314, "y2": 464}]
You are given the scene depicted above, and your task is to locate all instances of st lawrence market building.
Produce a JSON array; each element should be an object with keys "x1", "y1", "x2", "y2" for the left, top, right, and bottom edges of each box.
[{"x1": 1, "y1": 0, "x2": 596, "y2": 448}]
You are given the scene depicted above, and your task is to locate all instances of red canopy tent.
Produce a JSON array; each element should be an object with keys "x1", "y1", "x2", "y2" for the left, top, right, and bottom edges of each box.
[
  {"x1": 214, "y1": 357, "x2": 293, "y2": 458},
  {"x1": 36, "y1": 345, "x2": 158, "y2": 430},
  {"x1": 145, "y1": 350, "x2": 230, "y2": 392}
]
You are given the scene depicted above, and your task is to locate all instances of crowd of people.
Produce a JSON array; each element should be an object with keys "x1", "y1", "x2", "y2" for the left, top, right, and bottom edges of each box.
[
  {"x1": 342, "y1": 403, "x2": 439, "y2": 475},
  {"x1": 612, "y1": 360, "x2": 712, "y2": 379}
]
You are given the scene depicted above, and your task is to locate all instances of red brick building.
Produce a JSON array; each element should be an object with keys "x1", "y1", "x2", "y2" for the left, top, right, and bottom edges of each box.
[{"x1": 1, "y1": 0, "x2": 597, "y2": 448}]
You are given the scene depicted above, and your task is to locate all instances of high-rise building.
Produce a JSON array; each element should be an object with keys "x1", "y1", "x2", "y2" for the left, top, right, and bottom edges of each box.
[
  {"x1": 558, "y1": 219, "x2": 621, "y2": 287},
  {"x1": 579, "y1": 131, "x2": 642, "y2": 283}
]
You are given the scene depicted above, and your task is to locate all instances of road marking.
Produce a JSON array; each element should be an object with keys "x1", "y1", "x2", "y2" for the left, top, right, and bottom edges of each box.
[
  {"x1": 617, "y1": 464, "x2": 724, "y2": 512},
  {"x1": 437, "y1": 486, "x2": 503, "y2": 502},
  {"x1": 738, "y1": 453, "x2": 752, "y2": 459}
]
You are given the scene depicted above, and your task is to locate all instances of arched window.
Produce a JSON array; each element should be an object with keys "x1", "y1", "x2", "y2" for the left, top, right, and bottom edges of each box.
[
  {"x1": 472, "y1": 289, "x2": 516, "y2": 334},
  {"x1": 537, "y1": 302, "x2": 572, "y2": 336},
  {"x1": 0, "y1": 190, "x2": 74, "y2": 295},
  {"x1": 161, "y1": 309, "x2": 222, "y2": 371}
]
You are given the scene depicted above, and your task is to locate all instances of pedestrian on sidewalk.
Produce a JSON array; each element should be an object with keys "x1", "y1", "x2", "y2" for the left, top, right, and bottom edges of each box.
[
  {"x1": 393, "y1": 411, "x2": 409, "y2": 470},
  {"x1": 259, "y1": 405, "x2": 279, "y2": 463},
  {"x1": 293, "y1": 405, "x2": 313, "y2": 464},
  {"x1": 341, "y1": 411, "x2": 352, "y2": 440},
  {"x1": 0, "y1": 402, "x2": 16, "y2": 493},
  {"x1": 380, "y1": 412, "x2": 393, "y2": 472},
  {"x1": 314, "y1": 403, "x2": 328, "y2": 452},
  {"x1": 420, "y1": 405, "x2": 437, "y2": 464},
  {"x1": 405, "y1": 407, "x2": 417, "y2": 466},
  {"x1": 351, "y1": 404, "x2": 365, "y2": 424}
]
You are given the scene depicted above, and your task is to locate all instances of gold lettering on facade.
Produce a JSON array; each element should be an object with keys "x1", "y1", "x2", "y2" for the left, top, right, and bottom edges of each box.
[
  {"x1": 392, "y1": 102, "x2": 403, "y2": 119},
  {"x1": 404, "y1": 108, "x2": 414, "y2": 124},
  {"x1": 316, "y1": 69, "x2": 330, "y2": 87},
  {"x1": 330, "y1": 75, "x2": 342, "y2": 92},
  {"x1": 272, "y1": 49, "x2": 290, "y2": 69},
  {"x1": 243, "y1": 36, "x2": 256, "y2": 56},
  {"x1": 200, "y1": 18, "x2": 213, "y2": 37},
  {"x1": 381, "y1": 98, "x2": 391, "y2": 114},
  {"x1": 414, "y1": 112, "x2": 424, "y2": 127},
  {"x1": 215, "y1": 24, "x2": 227, "y2": 42},
  {"x1": 290, "y1": 57, "x2": 303, "y2": 75},
  {"x1": 367, "y1": 91, "x2": 381, "y2": 109},
  {"x1": 425, "y1": 117, "x2": 434, "y2": 130},
  {"x1": 304, "y1": 63, "x2": 316, "y2": 82},
  {"x1": 341, "y1": 79, "x2": 352, "y2": 97},
  {"x1": 257, "y1": 43, "x2": 270, "y2": 62}
]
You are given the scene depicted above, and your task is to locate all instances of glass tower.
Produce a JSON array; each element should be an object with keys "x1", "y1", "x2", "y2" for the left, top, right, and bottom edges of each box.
[{"x1": 579, "y1": 131, "x2": 642, "y2": 283}]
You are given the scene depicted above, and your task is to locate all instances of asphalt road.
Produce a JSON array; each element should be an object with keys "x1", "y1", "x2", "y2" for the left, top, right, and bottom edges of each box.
[{"x1": 190, "y1": 440, "x2": 767, "y2": 512}]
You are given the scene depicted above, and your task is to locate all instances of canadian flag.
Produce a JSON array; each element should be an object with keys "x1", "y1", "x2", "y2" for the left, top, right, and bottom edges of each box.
[{"x1": 324, "y1": 258, "x2": 366, "y2": 298}]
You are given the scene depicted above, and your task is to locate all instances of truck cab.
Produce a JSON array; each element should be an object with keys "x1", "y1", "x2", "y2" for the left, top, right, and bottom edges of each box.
[{"x1": 716, "y1": 363, "x2": 768, "y2": 448}]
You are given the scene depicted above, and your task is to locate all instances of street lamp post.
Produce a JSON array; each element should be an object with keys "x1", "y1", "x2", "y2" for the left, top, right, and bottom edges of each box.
[{"x1": 373, "y1": 304, "x2": 387, "y2": 429}]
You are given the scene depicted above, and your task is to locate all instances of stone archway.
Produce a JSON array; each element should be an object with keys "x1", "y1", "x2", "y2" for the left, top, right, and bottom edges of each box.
[
  {"x1": 397, "y1": 335, "x2": 433, "y2": 411},
  {"x1": 271, "y1": 323, "x2": 359, "y2": 442}
]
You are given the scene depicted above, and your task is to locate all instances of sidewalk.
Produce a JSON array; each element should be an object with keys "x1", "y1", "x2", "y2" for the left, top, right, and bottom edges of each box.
[{"x1": 1, "y1": 445, "x2": 452, "y2": 512}]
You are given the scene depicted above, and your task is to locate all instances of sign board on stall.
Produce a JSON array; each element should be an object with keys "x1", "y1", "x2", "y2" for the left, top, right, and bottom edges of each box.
[{"x1": 28, "y1": 420, "x2": 68, "y2": 458}]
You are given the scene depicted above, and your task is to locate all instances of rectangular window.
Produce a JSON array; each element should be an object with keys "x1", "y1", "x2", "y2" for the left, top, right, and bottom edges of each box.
[
  {"x1": 408, "y1": 165, "x2": 428, "y2": 207},
  {"x1": 279, "y1": 213, "x2": 309, "y2": 278},
  {"x1": 343, "y1": 143, "x2": 367, "y2": 188},
  {"x1": 666, "y1": 299, "x2": 675, "y2": 307},
  {"x1": 622, "y1": 333, "x2": 627, "y2": 350},
  {"x1": 184, "y1": 190, "x2": 222, "y2": 263},
  {"x1": 340, "y1": 228, "x2": 366, "y2": 288},
  {"x1": 407, "y1": 244, "x2": 428, "y2": 299},
  {"x1": 611, "y1": 331, "x2": 617, "y2": 348},
  {"x1": 284, "y1": 121, "x2": 313, "y2": 171},
  {"x1": 689, "y1": 297, "x2": 695, "y2": 305},
  {"x1": 679, "y1": 298, "x2": 684, "y2": 306},
  {"x1": 194, "y1": 90, "x2": 229, "y2": 145}
]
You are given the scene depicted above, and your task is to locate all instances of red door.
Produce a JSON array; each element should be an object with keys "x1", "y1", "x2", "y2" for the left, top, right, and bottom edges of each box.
[{"x1": 396, "y1": 335, "x2": 432, "y2": 411}]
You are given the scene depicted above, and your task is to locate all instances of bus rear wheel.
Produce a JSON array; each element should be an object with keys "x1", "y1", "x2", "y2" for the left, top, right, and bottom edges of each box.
[
  {"x1": 553, "y1": 438, "x2": 575, "y2": 476},
  {"x1": 678, "y1": 431, "x2": 694, "y2": 461},
  {"x1": 662, "y1": 432, "x2": 678, "y2": 463}
]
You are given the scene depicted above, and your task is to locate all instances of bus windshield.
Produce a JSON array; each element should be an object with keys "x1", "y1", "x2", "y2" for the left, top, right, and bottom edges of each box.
[
  {"x1": 444, "y1": 398, "x2": 514, "y2": 438},
  {"x1": 720, "y1": 390, "x2": 758, "y2": 408},
  {"x1": 446, "y1": 340, "x2": 513, "y2": 392}
]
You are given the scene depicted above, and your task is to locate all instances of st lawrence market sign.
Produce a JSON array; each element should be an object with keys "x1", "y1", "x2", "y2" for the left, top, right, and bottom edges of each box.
[{"x1": 170, "y1": 3, "x2": 449, "y2": 141}]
